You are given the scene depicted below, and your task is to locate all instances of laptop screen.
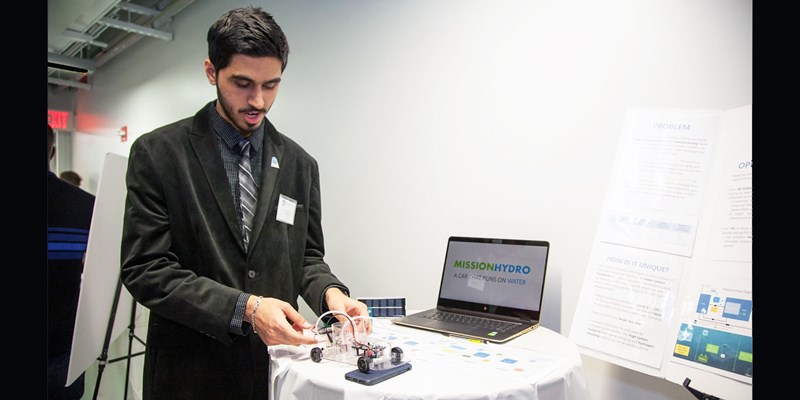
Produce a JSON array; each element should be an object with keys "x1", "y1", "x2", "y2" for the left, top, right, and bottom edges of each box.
[{"x1": 437, "y1": 237, "x2": 550, "y2": 319}]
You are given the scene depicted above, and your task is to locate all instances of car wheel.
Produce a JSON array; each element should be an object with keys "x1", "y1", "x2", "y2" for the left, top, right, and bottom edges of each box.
[
  {"x1": 391, "y1": 347, "x2": 404, "y2": 363},
  {"x1": 357, "y1": 356, "x2": 371, "y2": 373},
  {"x1": 311, "y1": 347, "x2": 323, "y2": 363}
]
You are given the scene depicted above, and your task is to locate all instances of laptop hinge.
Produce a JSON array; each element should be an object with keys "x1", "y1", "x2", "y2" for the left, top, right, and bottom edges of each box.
[{"x1": 436, "y1": 306, "x2": 528, "y2": 323}]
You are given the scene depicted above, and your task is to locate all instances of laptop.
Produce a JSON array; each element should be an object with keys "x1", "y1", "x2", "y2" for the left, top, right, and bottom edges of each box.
[{"x1": 392, "y1": 236, "x2": 550, "y2": 343}]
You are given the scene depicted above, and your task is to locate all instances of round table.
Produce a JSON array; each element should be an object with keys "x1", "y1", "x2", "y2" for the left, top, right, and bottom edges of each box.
[{"x1": 269, "y1": 318, "x2": 590, "y2": 400}]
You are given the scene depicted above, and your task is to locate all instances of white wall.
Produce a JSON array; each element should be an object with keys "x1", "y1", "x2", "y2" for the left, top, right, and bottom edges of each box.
[{"x1": 59, "y1": 0, "x2": 751, "y2": 399}]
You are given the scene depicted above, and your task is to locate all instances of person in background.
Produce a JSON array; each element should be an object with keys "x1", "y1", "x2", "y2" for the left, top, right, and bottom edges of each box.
[
  {"x1": 59, "y1": 170, "x2": 82, "y2": 187},
  {"x1": 47, "y1": 124, "x2": 95, "y2": 399},
  {"x1": 119, "y1": 6, "x2": 369, "y2": 399}
]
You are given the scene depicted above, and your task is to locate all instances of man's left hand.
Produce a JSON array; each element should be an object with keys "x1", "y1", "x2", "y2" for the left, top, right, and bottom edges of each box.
[{"x1": 325, "y1": 287, "x2": 371, "y2": 333}]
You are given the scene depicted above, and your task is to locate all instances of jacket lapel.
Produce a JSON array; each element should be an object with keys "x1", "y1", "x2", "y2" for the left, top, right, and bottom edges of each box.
[
  {"x1": 189, "y1": 104, "x2": 244, "y2": 248},
  {"x1": 249, "y1": 119, "x2": 284, "y2": 251}
]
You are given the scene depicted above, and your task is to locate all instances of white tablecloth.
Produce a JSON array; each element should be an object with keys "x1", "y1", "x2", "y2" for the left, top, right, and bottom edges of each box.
[{"x1": 269, "y1": 318, "x2": 590, "y2": 400}]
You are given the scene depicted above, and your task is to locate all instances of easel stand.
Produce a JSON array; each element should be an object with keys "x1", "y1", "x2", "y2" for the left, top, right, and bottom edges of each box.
[{"x1": 93, "y1": 277, "x2": 146, "y2": 400}]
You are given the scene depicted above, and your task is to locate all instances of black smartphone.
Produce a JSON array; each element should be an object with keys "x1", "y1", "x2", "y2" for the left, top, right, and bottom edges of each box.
[{"x1": 344, "y1": 362, "x2": 412, "y2": 386}]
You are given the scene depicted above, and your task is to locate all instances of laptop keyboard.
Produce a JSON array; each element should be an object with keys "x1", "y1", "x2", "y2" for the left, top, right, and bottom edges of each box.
[{"x1": 421, "y1": 311, "x2": 520, "y2": 332}]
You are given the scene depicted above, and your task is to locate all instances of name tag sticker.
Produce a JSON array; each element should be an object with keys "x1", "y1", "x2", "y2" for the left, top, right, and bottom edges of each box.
[{"x1": 276, "y1": 194, "x2": 297, "y2": 225}]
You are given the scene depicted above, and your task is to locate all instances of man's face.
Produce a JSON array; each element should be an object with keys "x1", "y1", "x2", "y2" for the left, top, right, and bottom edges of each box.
[{"x1": 205, "y1": 54, "x2": 283, "y2": 137}]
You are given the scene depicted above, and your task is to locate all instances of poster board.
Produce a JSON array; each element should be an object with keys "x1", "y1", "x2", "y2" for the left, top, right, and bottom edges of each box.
[
  {"x1": 67, "y1": 152, "x2": 134, "y2": 385},
  {"x1": 569, "y1": 106, "x2": 752, "y2": 399}
]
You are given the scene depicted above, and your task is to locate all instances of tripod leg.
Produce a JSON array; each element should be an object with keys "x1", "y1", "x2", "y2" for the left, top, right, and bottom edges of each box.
[
  {"x1": 91, "y1": 360, "x2": 106, "y2": 400},
  {"x1": 124, "y1": 301, "x2": 137, "y2": 400},
  {"x1": 93, "y1": 277, "x2": 124, "y2": 400}
]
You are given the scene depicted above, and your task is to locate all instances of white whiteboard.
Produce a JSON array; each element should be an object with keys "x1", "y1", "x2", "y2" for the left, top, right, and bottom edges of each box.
[{"x1": 67, "y1": 152, "x2": 134, "y2": 385}]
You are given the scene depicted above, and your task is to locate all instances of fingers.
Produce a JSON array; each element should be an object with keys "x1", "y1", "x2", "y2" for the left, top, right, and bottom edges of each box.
[
  {"x1": 325, "y1": 297, "x2": 372, "y2": 335},
  {"x1": 334, "y1": 313, "x2": 351, "y2": 325},
  {"x1": 334, "y1": 310, "x2": 373, "y2": 337},
  {"x1": 282, "y1": 304, "x2": 313, "y2": 331},
  {"x1": 344, "y1": 298, "x2": 371, "y2": 321},
  {"x1": 253, "y1": 298, "x2": 318, "y2": 346}
]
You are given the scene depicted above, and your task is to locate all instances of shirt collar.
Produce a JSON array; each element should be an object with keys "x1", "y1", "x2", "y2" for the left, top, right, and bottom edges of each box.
[{"x1": 209, "y1": 102, "x2": 264, "y2": 153}]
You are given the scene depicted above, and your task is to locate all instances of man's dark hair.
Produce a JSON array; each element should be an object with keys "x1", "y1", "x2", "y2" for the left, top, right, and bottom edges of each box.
[
  {"x1": 60, "y1": 170, "x2": 83, "y2": 186},
  {"x1": 207, "y1": 6, "x2": 290, "y2": 73}
]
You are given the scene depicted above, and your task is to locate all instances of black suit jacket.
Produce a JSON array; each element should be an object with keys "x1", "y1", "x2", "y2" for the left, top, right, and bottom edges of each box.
[{"x1": 120, "y1": 102, "x2": 346, "y2": 399}]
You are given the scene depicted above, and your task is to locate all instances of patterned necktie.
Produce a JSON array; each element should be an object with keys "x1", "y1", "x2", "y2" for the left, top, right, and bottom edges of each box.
[{"x1": 238, "y1": 140, "x2": 257, "y2": 251}]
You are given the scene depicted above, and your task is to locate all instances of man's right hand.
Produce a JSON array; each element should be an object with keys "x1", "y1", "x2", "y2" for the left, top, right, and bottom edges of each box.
[{"x1": 248, "y1": 296, "x2": 318, "y2": 346}]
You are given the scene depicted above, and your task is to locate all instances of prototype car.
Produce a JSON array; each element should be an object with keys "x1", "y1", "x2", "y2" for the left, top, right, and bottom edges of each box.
[{"x1": 309, "y1": 311, "x2": 404, "y2": 373}]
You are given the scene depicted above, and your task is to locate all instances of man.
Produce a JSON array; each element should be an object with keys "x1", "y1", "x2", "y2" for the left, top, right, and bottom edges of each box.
[
  {"x1": 120, "y1": 6, "x2": 368, "y2": 399},
  {"x1": 47, "y1": 124, "x2": 95, "y2": 399}
]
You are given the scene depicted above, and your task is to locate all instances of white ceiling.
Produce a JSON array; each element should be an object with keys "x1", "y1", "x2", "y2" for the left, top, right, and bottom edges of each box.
[{"x1": 47, "y1": 0, "x2": 196, "y2": 91}]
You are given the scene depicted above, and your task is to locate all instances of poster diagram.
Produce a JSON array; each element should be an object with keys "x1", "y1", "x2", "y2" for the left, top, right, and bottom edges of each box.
[
  {"x1": 693, "y1": 287, "x2": 752, "y2": 328},
  {"x1": 672, "y1": 284, "x2": 752, "y2": 383}
]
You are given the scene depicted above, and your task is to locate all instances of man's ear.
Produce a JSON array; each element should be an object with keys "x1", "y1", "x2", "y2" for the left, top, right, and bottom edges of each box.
[
  {"x1": 204, "y1": 59, "x2": 217, "y2": 85},
  {"x1": 50, "y1": 147, "x2": 56, "y2": 161}
]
